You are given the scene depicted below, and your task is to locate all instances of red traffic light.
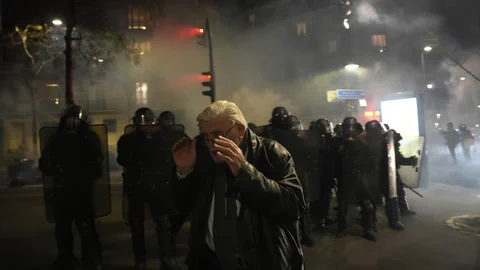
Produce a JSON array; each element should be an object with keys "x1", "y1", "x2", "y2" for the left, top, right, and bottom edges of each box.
[{"x1": 201, "y1": 72, "x2": 212, "y2": 80}]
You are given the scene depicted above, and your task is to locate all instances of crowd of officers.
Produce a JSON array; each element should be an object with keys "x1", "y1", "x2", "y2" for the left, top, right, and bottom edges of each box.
[
  {"x1": 442, "y1": 122, "x2": 475, "y2": 163},
  {"x1": 39, "y1": 104, "x2": 419, "y2": 270},
  {"x1": 249, "y1": 107, "x2": 418, "y2": 244}
]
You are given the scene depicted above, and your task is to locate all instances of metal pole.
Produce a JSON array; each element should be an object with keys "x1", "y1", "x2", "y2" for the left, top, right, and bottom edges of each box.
[
  {"x1": 421, "y1": 51, "x2": 426, "y2": 83},
  {"x1": 65, "y1": 0, "x2": 76, "y2": 105},
  {"x1": 206, "y1": 18, "x2": 215, "y2": 103}
]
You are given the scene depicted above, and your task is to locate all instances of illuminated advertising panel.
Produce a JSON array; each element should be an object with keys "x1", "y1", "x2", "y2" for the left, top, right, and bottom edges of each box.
[{"x1": 381, "y1": 98, "x2": 419, "y2": 137}]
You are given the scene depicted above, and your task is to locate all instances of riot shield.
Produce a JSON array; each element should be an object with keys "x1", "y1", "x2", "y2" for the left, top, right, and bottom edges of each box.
[
  {"x1": 250, "y1": 125, "x2": 271, "y2": 138},
  {"x1": 386, "y1": 130, "x2": 397, "y2": 199},
  {"x1": 297, "y1": 130, "x2": 326, "y2": 203},
  {"x1": 39, "y1": 125, "x2": 111, "y2": 223},
  {"x1": 269, "y1": 129, "x2": 323, "y2": 202},
  {"x1": 397, "y1": 136, "x2": 425, "y2": 188},
  {"x1": 121, "y1": 124, "x2": 186, "y2": 221}
]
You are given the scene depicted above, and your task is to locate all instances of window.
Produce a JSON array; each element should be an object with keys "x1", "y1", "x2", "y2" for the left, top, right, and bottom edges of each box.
[
  {"x1": 372, "y1": 34, "x2": 387, "y2": 51},
  {"x1": 136, "y1": 82, "x2": 148, "y2": 105},
  {"x1": 327, "y1": 40, "x2": 337, "y2": 53},
  {"x1": 128, "y1": 5, "x2": 151, "y2": 30},
  {"x1": 296, "y1": 23, "x2": 307, "y2": 37},
  {"x1": 103, "y1": 119, "x2": 117, "y2": 133},
  {"x1": 248, "y1": 14, "x2": 256, "y2": 24},
  {"x1": 133, "y1": 41, "x2": 152, "y2": 55}
]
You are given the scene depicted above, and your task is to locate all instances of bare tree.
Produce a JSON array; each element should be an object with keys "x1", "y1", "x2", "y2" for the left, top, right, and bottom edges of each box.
[{"x1": 7, "y1": 23, "x2": 138, "y2": 157}]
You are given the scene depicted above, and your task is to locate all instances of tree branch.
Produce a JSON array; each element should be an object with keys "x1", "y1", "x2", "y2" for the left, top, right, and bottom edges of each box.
[{"x1": 15, "y1": 26, "x2": 35, "y2": 66}]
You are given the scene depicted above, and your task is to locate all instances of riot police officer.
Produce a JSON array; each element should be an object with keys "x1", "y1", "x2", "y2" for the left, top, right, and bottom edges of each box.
[
  {"x1": 284, "y1": 115, "x2": 315, "y2": 246},
  {"x1": 314, "y1": 119, "x2": 336, "y2": 228},
  {"x1": 158, "y1": 111, "x2": 176, "y2": 127},
  {"x1": 459, "y1": 124, "x2": 474, "y2": 161},
  {"x1": 335, "y1": 117, "x2": 377, "y2": 241},
  {"x1": 117, "y1": 108, "x2": 180, "y2": 270},
  {"x1": 392, "y1": 130, "x2": 418, "y2": 218},
  {"x1": 39, "y1": 105, "x2": 103, "y2": 270},
  {"x1": 444, "y1": 122, "x2": 460, "y2": 164},
  {"x1": 364, "y1": 120, "x2": 386, "y2": 232},
  {"x1": 269, "y1": 106, "x2": 290, "y2": 130}
]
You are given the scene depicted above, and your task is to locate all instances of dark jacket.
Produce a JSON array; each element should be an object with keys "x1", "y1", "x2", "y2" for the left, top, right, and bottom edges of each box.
[{"x1": 178, "y1": 129, "x2": 306, "y2": 270}]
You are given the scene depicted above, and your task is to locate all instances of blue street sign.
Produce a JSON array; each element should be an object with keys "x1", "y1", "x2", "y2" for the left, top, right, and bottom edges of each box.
[{"x1": 336, "y1": 89, "x2": 365, "y2": 99}]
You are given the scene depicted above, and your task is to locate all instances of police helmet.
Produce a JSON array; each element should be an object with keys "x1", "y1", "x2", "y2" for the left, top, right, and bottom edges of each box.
[
  {"x1": 459, "y1": 124, "x2": 467, "y2": 131},
  {"x1": 315, "y1": 118, "x2": 332, "y2": 134},
  {"x1": 271, "y1": 106, "x2": 289, "y2": 118},
  {"x1": 159, "y1": 111, "x2": 175, "y2": 126},
  {"x1": 60, "y1": 104, "x2": 88, "y2": 131},
  {"x1": 334, "y1": 123, "x2": 343, "y2": 136},
  {"x1": 286, "y1": 115, "x2": 302, "y2": 131},
  {"x1": 365, "y1": 120, "x2": 383, "y2": 133},
  {"x1": 132, "y1": 107, "x2": 156, "y2": 125}
]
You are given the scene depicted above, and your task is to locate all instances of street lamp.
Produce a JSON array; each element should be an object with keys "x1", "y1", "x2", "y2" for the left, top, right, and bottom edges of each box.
[
  {"x1": 424, "y1": 46, "x2": 433, "y2": 52},
  {"x1": 52, "y1": 19, "x2": 63, "y2": 26},
  {"x1": 343, "y1": 19, "x2": 350, "y2": 29},
  {"x1": 436, "y1": 113, "x2": 441, "y2": 119},
  {"x1": 345, "y1": 63, "x2": 359, "y2": 71},
  {"x1": 427, "y1": 83, "x2": 434, "y2": 89},
  {"x1": 460, "y1": 77, "x2": 466, "y2": 81}
]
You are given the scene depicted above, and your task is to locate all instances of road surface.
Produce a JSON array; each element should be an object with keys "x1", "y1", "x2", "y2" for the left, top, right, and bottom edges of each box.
[{"x1": 0, "y1": 181, "x2": 478, "y2": 270}]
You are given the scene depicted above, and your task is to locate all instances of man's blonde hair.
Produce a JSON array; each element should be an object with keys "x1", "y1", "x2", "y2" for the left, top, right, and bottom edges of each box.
[{"x1": 197, "y1": 100, "x2": 248, "y2": 128}]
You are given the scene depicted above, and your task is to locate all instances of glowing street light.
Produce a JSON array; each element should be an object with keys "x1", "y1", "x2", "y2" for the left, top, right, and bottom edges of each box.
[
  {"x1": 434, "y1": 123, "x2": 439, "y2": 128},
  {"x1": 427, "y1": 83, "x2": 434, "y2": 89},
  {"x1": 343, "y1": 19, "x2": 350, "y2": 29},
  {"x1": 477, "y1": 105, "x2": 480, "y2": 108},
  {"x1": 345, "y1": 63, "x2": 359, "y2": 71},
  {"x1": 52, "y1": 19, "x2": 63, "y2": 26},
  {"x1": 55, "y1": 98, "x2": 60, "y2": 105},
  {"x1": 98, "y1": 59, "x2": 104, "y2": 63},
  {"x1": 460, "y1": 77, "x2": 466, "y2": 81},
  {"x1": 476, "y1": 124, "x2": 479, "y2": 128},
  {"x1": 436, "y1": 113, "x2": 441, "y2": 119},
  {"x1": 424, "y1": 46, "x2": 433, "y2": 52}
]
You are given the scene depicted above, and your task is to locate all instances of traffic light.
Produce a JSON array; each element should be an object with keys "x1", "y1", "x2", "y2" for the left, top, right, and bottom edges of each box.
[
  {"x1": 196, "y1": 28, "x2": 207, "y2": 47},
  {"x1": 201, "y1": 71, "x2": 215, "y2": 103}
]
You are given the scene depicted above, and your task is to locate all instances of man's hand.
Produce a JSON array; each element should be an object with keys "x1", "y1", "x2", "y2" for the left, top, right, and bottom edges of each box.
[
  {"x1": 213, "y1": 136, "x2": 245, "y2": 176},
  {"x1": 172, "y1": 137, "x2": 197, "y2": 175}
]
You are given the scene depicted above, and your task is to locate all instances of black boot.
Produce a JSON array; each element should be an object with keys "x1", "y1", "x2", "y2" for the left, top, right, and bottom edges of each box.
[
  {"x1": 360, "y1": 201, "x2": 377, "y2": 242},
  {"x1": 398, "y1": 187, "x2": 416, "y2": 216},
  {"x1": 371, "y1": 203, "x2": 378, "y2": 233},
  {"x1": 385, "y1": 198, "x2": 404, "y2": 231},
  {"x1": 134, "y1": 261, "x2": 147, "y2": 270},
  {"x1": 336, "y1": 202, "x2": 348, "y2": 238},
  {"x1": 75, "y1": 220, "x2": 103, "y2": 270},
  {"x1": 156, "y1": 217, "x2": 181, "y2": 270},
  {"x1": 53, "y1": 222, "x2": 80, "y2": 270},
  {"x1": 130, "y1": 220, "x2": 147, "y2": 268},
  {"x1": 301, "y1": 204, "x2": 315, "y2": 247}
]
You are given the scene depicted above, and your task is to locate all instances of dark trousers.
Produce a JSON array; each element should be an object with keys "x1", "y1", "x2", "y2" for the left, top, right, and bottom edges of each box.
[
  {"x1": 52, "y1": 184, "x2": 102, "y2": 264},
  {"x1": 127, "y1": 188, "x2": 175, "y2": 262},
  {"x1": 55, "y1": 220, "x2": 102, "y2": 263},
  {"x1": 197, "y1": 245, "x2": 222, "y2": 270}
]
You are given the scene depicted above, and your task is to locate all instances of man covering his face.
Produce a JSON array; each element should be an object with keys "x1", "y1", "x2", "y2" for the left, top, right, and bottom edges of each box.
[{"x1": 172, "y1": 100, "x2": 306, "y2": 270}]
